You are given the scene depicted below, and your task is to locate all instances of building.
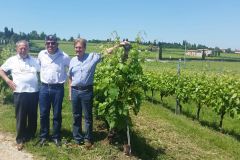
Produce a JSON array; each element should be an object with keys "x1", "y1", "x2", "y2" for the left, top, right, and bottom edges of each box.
[
  {"x1": 185, "y1": 49, "x2": 212, "y2": 57},
  {"x1": 234, "y1": 49, "x2": 240, "y2": 54}
]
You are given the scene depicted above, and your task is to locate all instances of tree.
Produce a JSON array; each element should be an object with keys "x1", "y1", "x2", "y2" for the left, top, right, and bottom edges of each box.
[
  {"x1": 10, "y1": 33, "x2": 20, "y2": 43},
  {"x1": 28, "y1": 30, "x2": 39, "y2": 40},
  {"x1": 40, "y1": 32, "x2": 46, "y2": 40},
  {"x1": 4, "y1": 27, "x2": 11, "y2": 39},
  {"x1": 225, "y1": 48, "x2": 232, "y2": 53},
  {"x1": 153, "y1": 40, "x2": 157, "y2": 46},
  {"x1": 69, "y1": 36, "x2": 74, "y2": 41},
  {"x1": 19, "y1": 32, "x2": 28, "y2": 41},
  {"x1": 202, "y1": 49, "x2": 206, "y2": 60},
  {"x1": 214, "y1": 47, "x2": 221, "y2": 56},
  {"x1": 158, "y1": 42, "x2": 163, "y2": 60},
  {"x1": 10, "y1": 28, "x2": 14, "y2": 36}
]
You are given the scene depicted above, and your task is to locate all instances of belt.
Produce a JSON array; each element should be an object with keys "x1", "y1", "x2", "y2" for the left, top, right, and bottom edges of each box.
[
  {"x1": 41, "y1": 82, "x2": 64, "y2": 87},
  {"x1": 71, "y1": 85, "x2": 93, "y2": 91}
]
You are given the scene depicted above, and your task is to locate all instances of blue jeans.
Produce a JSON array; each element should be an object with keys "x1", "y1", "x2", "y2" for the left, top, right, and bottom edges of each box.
[
  {"x1": 71, "y1": 88, "x2": 93, "y2": 143},
  {"x1": 39, "y1": 84, "x2": 64, "y2": 140}
]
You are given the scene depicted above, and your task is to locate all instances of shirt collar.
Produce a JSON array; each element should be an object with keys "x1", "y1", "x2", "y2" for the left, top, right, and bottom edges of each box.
[
  {"x1": 46, "y1": 48, "x2": 59, "y2": 55},
  {"x1": 17, "y1": 53, "x2": 30, "y2": 60},
  {"x1": 77, "y1": 53, "x2": 87, "y2": 61}
]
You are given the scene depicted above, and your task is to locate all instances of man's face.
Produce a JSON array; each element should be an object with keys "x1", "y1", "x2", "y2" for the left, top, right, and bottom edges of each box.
[
  {"x1": 16, "y1": 43, "x2": 28, "y2": 58},
  {"x1": 46, "y1": 41, "x2": 58, "y2": 54},
  {"x1": 75, "y1": 42, "x2": 86, "y2": 57}
]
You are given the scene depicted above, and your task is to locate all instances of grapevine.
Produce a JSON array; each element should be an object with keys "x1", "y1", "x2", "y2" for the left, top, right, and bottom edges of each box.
[{"x1": 94, "y1": 39, "x2": 143, "y2": 142}]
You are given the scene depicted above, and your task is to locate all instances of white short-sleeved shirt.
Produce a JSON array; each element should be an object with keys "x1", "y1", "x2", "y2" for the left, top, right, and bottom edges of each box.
[
  {"x1": 38, "y1": 49, "x2": 70, "y2": 84},
  {"x1": 1, "y1": 54, "x2": 40, "y2": 93}
]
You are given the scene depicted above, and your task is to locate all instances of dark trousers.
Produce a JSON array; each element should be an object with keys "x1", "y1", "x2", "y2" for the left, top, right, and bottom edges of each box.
[
  {"x1": 71, "y1": 88, "x2": 93, "y2": 143},
  {"x1": 39, "y1": 84, "x2": 64, "y2": 140},
  {"x1": 14, "y1": 92, "x2": 39, "y2": 144}
]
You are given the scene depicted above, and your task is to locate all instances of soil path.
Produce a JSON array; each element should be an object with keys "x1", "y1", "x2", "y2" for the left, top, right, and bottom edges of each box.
[{"x1": 0, "y1": 132, "x2": 34, "y2": 160}]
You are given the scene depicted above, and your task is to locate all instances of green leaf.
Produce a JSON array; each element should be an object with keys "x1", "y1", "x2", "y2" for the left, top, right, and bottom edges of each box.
[{"x1": 108, "y1": 87, "x2": 119, "y2": 99}]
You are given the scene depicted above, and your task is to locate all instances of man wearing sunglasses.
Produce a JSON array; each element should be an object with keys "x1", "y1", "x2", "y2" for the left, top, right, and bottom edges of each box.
[{"x1": 37, "y1": 35, "x2": 70, "y2": 147}]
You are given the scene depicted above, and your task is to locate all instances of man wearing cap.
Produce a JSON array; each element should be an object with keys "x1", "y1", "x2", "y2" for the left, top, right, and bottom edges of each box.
[
  {"x1": 38, "y1": 35, "x2": 70, "y2": 147},
  {"x1": 0, "y1": 40, "x2": 40, "y2": 150}
]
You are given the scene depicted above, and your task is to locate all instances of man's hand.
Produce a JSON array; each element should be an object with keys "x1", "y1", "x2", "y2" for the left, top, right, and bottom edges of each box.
[
  {"x1": 6, "y1": 79, "x2": 16, "y2": 91},
  {"x1": 119, "y1": 40, "x2": 130, "y2": 47},
  {"x1": 105, "y1": 40, "x2": 131, "y2": 55}
]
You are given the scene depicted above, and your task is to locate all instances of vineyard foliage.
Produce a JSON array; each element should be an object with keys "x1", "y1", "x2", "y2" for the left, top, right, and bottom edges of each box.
[
  {"x1": 0, "y1": 45, "x2": 13, "y2": 103},
  {"x1": 94, "y1": 42, "x2": 143, "y2": 130},
  {"x1": 143, "y1": 70, "x2": 240, "y2": 128},
  {"x1": 1, "y1": 40, "x2": 239, "y2": 132}
]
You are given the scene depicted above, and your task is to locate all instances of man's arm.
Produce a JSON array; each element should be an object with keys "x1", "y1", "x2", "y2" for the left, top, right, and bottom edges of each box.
[
  {"x1": 68, "y1": 78, "x2": 72, "y2": 101},
  {"x1": 105, "y1": 41, "x2": 130, "y2": 55},
  {"x1": 0, "y1": 68, "x2": 16, "y2": 91}
]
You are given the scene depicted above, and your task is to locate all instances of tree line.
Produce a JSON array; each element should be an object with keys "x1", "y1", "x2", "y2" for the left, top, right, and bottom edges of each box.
[
  {"x1": 0, "y1": 27, "x2": 73, "y2": 45},
  {"x1": 0, "y1": 27, "x2": 233, "y2": 53}
]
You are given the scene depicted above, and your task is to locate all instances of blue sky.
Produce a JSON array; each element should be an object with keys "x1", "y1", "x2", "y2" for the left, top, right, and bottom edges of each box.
[{"x1": 0, "y1": 0, "x2": 239, "y2": 49}]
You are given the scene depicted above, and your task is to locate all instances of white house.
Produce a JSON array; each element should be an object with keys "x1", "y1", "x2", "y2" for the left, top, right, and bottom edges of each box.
[
  {"x1": 234, "y1": 49, "x2": 240, "y2": 54},
  {"x1": 185, "y1": 49, "x2": 212, "y2": 57}
]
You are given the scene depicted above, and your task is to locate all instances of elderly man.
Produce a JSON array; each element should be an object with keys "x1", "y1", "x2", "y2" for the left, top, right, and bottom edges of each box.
[
  {"x1": 0, "y1": 40, "x2": 40, "y2": 150},
  {"x1": 38, "y1": 35, "x2": 70, "y2": 147}
]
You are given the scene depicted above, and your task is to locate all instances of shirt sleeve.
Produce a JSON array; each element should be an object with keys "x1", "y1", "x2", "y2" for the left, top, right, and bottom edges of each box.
[
  {"x1": 37, "y1": 51, "x2": 42, "y2": 66},
  {"x1": 33, "y1": 57, "x2": 41, "y2": 72},
  {"x1": 62, "y1": 52, "x2": 70, "y2": 67},
  {"x1": 92, "y1": 52, "x2": 101, "y2": 64},
  {"x1": 65, "y1": 56, "x2": 71, "y2": 67},
  {"x1": 68, "y1": 58, "x2": 73, "y2": 77},
  {"x1": 1, "y1": 58, "x2": 13, "y2": 72}
]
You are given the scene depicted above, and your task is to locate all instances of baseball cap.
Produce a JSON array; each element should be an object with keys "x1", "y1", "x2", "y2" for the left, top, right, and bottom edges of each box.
[{"x1": 45, "y1": 35, "x2": 57, "y2": 42}]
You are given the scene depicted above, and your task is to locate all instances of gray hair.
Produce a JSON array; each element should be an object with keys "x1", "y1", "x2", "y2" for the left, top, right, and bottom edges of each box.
[{"x1": 16, "y1": 40, "x2": 29, "y2": 48}]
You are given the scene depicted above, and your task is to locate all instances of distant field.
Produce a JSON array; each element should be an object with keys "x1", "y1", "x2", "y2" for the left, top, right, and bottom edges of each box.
[
  {"x1": 139, "y1": 47, "x2": 240, "y2": 61},
  {"x1": 30, "y1": 40, "x2": 103, "y2": 57},
  {"x1": 2, "y1": 40, "x2": 239, "y2": 62},
  {"x1": 142, "y1": 60, "x2": 240, "y2": 74}
]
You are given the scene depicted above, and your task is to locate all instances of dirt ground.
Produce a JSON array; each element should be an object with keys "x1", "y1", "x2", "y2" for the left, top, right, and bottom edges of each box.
[{"x1": 0, "y1": 132, "x2": 34, "y2": 160}]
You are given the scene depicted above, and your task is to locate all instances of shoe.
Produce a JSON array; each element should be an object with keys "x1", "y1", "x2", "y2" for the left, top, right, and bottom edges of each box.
[
  {"x1": 39, "y1": 138, "x2": 47, "y2": 147},
  {"x1": 123, "y1": 144, "x2": 131, "y2": 156},
  {"x1": 17, "y1": 143, "x2": 24, "y2": 151},
  {"x1": 84, "y1": 140, "x2": 93, "y2": 149},
  {"x1": 53, "y1": 139, "x2": 61, "y2": 147},
  {"x1": 75, "y1": 140, "x2": 84, "y2": 145}
]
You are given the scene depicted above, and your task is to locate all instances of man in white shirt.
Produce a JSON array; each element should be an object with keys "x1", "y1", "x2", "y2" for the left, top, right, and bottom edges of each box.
[
  {"x1": 0, "y1": 40, "x2": 40, "y2": 151},
  {"x1": 38, "y1": 35, "x2": 70, "y2": 147}
]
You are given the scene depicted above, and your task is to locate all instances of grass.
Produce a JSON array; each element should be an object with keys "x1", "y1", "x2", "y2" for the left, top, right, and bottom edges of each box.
[
  {"x1": 0, "y1": 41, "x2": 240, "y2": 159},
  {"x1": 132, "y1": 101, "x2": 240, "y2": 160},
  {"x1": 0, "y1": 89, "x2": 240, "y2": 159},
  {"x1": 0, "y1": 83, "x2": 142, "y2": 159},
  {"x1": 146, "y1": 93, "x2": 240, "y2": 137}
]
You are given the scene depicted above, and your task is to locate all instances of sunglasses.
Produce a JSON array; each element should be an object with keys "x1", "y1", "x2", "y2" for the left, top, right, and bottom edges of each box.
[{"x1": 46, "y1": 42, "x2": 56, "y2": 45}]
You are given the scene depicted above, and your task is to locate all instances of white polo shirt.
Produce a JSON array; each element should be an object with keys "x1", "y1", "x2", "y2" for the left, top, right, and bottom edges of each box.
[
  {"x1": 1, "y1": 54, "x2": 40, "y2": 93},
  {"x1": 38, "y1": 49, "x2": 70, "y2": 84}
]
